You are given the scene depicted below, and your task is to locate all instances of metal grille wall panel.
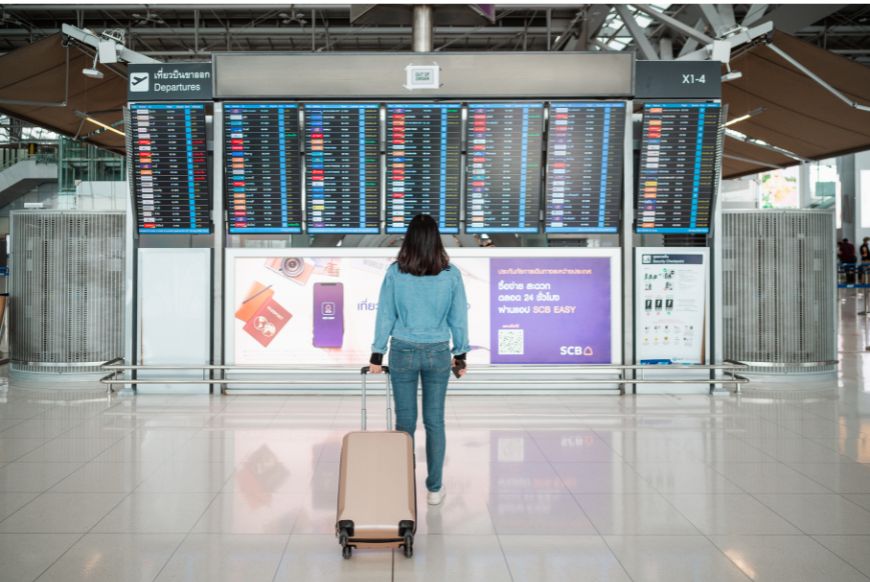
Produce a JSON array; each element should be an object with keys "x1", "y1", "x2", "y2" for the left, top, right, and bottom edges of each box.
[
  {"x1": 721, "y1": 210, "x2": 836, "y2": 374},
  {"x1": 10, "y1": 211, "x2": 125, "y2": 373}
]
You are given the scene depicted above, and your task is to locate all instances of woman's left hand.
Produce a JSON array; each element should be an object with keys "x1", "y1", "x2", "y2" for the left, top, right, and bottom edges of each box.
[{"x1": 452, "y1": 358, "x2": 467, "y2": 377}]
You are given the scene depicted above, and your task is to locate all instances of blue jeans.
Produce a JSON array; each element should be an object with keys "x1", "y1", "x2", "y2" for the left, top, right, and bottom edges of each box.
[{"x1": 389, "y1": 338, "x2": 450, "y2": 493}]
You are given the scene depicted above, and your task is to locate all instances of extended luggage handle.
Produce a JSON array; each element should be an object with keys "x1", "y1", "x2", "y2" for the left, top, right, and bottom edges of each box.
[{"x1": 360, "y1": 366, "x2": 392, "y2": 432}]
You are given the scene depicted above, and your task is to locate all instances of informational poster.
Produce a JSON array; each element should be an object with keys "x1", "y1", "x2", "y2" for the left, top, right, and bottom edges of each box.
[
  {"x1": 489, "y1": 257, "x2": 612, "y2": 364},
  {"x1": 635, "y1": 248, "x2": 709, "y2": 365},
  {"x1": 227, "y1": 250, "x2": 620, "y2": 366}
]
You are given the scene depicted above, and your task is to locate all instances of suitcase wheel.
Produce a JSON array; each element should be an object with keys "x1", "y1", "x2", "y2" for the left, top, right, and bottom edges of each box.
[
  {"x1": 337, "y1": 521, "x2": 354, "y2": 559},
  {"x1": 403, "y1": 533, "x2": 414, "y2": 558}
]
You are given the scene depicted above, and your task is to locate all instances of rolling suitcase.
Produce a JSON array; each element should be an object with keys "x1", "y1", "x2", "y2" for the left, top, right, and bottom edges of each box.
[{"x1": 336, "y1": 366, "x2": 417, "y2": 559}]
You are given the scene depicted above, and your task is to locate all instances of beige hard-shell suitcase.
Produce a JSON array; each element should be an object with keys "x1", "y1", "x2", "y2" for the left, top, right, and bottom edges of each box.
[{"x1": 336, "y1": 366, "x2": 417, "y2": 559}]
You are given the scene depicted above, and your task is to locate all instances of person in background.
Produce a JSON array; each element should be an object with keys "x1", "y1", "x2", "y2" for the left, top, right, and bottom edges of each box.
[
  {"x1": 860, "y1": 237, "x2": 870, "y2": 263},
  {"x1": 369, "y1": 214, "x2": 470, "y2": 506},
  {"x1": 840, "y1": 238, "x2": 858, "y2": 284},
  {"x1": 859, "y1": 237, "x2": 870, "y2": 286}
]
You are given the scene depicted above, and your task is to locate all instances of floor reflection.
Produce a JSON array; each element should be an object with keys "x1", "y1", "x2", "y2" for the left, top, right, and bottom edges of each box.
[{"x1": 1, "y1": 298, "x2": 870, "y2": 580}]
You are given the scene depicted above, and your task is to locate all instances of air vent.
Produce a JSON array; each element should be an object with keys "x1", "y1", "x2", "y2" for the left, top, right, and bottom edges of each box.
[
  {"x1": 10, "y1": 211, "x2": 125, "y2": 374},
  {"x1": 721, "y1": 210, "x2": 836, "y2": 374}
]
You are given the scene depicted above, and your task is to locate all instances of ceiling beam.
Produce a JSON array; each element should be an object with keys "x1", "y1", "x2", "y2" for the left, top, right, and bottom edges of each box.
[
  {"x1": 614, "y1": 5, "x2": 658, "y2": 60},
  {"x1": 61, "y1": 22, "x2": 158, "y2": 63},
  {"x1": 659, "y1": 37, "x2": 673, "y2": 60},
  {"x1": 0, "y1": 25, "x2": 560, "y2": 37},
  {"x1": 741, "y1": 4, "x2": 768, "y2": 27},
  {"x1": 632, "y1": 4, "x2": 715, "y2": 45},
  {"x1": 7, "y1": 4, "x2": 349, "y2": 11},
  {"x1": 758, "y1": 4, "x2": 847, "y2": 35},
  {"x1": 551, "y1": 9, "x2": 584, "y2": 51},
  {"x1": 725, "y1": 129, "x2": 808, "y2": 163},
  {"x1": 677, "y1": 18, "x2": 706, "y2": 57},
  {"x1": 578, "y1": 4, "x2": 612, "y2": 51},
  {"x1": 718, "y1": 4, "x2": 736, "y2": 30},
  {"x1": 677, "y1": 21, "x2": 773, "y2": 61},
  {"x1": 699, "y1": 4, "x2": 729, "y2": 37}
]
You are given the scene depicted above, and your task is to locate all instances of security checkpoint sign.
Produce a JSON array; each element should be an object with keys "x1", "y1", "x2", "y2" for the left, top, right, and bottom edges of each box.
[{"x1": 635, "y1": 248, "x2": 709, "y2": 365}]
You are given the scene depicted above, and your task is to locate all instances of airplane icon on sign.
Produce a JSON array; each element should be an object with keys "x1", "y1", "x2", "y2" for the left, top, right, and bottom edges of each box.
[{"x1": 130, "y1": 73, "x2": 149, "y2": 92}]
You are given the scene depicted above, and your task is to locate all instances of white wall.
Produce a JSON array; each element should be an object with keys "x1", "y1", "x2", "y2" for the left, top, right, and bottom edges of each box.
[
  {"x1": 0, "y1": 180, "x2": 127, "y2": 233},
  {"x1": 73, "y1": 181, "x2": 128, "y2": 211},
  {"x1": 856, "y1": 151, "x2": 870, "y2": 247},
  {"x1": 721, "y1": 176, "x2": 758, "y2": 209}
]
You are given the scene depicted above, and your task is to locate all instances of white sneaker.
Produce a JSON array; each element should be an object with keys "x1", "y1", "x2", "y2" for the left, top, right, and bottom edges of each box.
[{"x1": 427, "y1": 488, "x2": 445, "y2": 506}]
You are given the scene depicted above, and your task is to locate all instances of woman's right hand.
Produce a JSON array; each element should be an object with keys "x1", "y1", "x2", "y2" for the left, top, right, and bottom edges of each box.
[
  {"x1": 452, "y1": 358, "x2": 467, "y2": 378},
  {"x1": 369, "y1": 364, "x2": 384, "y2": 374}
]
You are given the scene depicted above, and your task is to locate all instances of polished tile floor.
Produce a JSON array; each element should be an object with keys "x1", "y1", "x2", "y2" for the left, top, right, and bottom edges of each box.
[{"x1": 0, "y1": 296, "x2": 869, "y2": 581}]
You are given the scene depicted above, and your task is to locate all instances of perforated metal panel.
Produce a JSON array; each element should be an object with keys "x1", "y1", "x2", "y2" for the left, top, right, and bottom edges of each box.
[
  {"x1": 721, "y1": 210, "x2": 836, "y2": 374},
  {"x1": 10, "y1": 211, "x2": 125, "y2": 373}
]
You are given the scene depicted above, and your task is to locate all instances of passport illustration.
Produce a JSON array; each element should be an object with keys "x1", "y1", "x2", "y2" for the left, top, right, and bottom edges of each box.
[
  {"x1": 243, "y1": 297, "x2": 292, "y2": 347},
  {"x1": 235, "y1": 281, "x2": 274, "y2": 322}
]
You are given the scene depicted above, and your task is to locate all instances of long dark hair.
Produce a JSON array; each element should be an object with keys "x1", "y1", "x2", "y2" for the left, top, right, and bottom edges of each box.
[{"x1": 396, "y1": 214, "x2": 449, "y2": 276}]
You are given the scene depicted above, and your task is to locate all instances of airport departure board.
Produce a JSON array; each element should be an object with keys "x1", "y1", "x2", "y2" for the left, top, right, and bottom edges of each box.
[
  {"x1": 545, "y1": 102, "x2": 626, "y2": 234},
  {"x1": 130, "y1": 103, "x2": 210, "y2": 234},
  {"x1": 636, "y1": 102, "x2": 721, "y2": 234},
  {"x1": 386, "y1": 104, "x2": 461, "y2": 234},
  {"x1": 466, "y1": 103, "x2": 544, "y2": 233},
  {"x1": 304, "y1": 103, "x2": 380, "y2": 234},
  {"x1": 224, "y1": 103, "x2": 302, "y2": 233}
]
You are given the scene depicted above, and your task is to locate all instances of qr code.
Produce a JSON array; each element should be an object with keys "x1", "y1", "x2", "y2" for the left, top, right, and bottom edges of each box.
[{"x1": 498, "y1": 329, "x2": 524, "y2": 355}]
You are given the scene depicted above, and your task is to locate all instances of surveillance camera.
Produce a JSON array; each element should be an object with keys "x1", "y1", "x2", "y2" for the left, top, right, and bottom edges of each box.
[{"x1": 722, "y1": 71, "x2": 743, "y2": 82}]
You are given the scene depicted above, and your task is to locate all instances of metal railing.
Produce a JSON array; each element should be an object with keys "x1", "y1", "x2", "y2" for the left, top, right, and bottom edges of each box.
[
  {"x1": 0, "y1": 149, "x2": 58, "y2": 172},
  {"x1": 838, "y1": 264, "x2": 870, "y2": 317},
  {"x1": 100, "y1": 358, "x2": 750, "y2": 396}
]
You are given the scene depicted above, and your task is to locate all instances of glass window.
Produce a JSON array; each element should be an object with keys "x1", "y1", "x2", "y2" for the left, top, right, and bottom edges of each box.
[
  {"x1": 757, "y1": 166, "x2": 800, "y2": 209},
  {"x1": 861, "y1": 170, "x2": 870, "y2": 229},
  {"x1": 59, "y1": 137, "x2": 126, "y2": 192}
]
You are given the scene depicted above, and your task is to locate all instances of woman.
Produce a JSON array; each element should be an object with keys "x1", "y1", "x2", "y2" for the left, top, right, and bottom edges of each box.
[{"x1": 369, "y1": 214, "x2": 469, "y2": 506}]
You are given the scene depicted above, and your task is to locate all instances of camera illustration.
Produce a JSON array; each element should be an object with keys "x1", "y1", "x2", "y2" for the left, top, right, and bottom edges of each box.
[{"x1": 265, "y1": 257, "x2": 314, "y2": 286}]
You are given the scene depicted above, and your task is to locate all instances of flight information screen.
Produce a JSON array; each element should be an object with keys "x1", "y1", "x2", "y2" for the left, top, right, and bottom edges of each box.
[
  {"x1": 130, "y1": 103, "x2": 210, "y2": 234},
  {"x1": 545, "y1": 102, "x2": 626, "y2": 234},
  {"x1": 385, "y1": 103, "x2": 461, "y2": 234},
  {"x1": 304, "y1": 103, "x2": 380, "y2": 234},
  {"x1": 636, "y1": 102, "x2": 721, "y2": 234},
  {"x1": 224, "y1": 103, "x2": 303, "y2": 233},
  {"x1": 465, "y1": 103, "x2": 544, "y2": 233}
]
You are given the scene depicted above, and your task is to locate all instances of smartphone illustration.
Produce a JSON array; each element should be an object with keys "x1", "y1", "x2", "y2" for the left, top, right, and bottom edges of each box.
[{"x1": 313, "y1": 282, "x2": 344, "y2": 348}]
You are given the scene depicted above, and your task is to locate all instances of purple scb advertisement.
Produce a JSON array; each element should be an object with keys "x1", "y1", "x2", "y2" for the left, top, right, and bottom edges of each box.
[
  {"x1": 313, "y1": 282, "x2": 344, "y2": 348},
  {"x1": 490, "y1": 257, "x2": 611, "y2": 364}
]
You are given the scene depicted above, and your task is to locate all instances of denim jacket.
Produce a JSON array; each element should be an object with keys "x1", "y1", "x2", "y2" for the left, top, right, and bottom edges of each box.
[{"x1": 371, "y1": 262, "x2": 470, "y2": 356}]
